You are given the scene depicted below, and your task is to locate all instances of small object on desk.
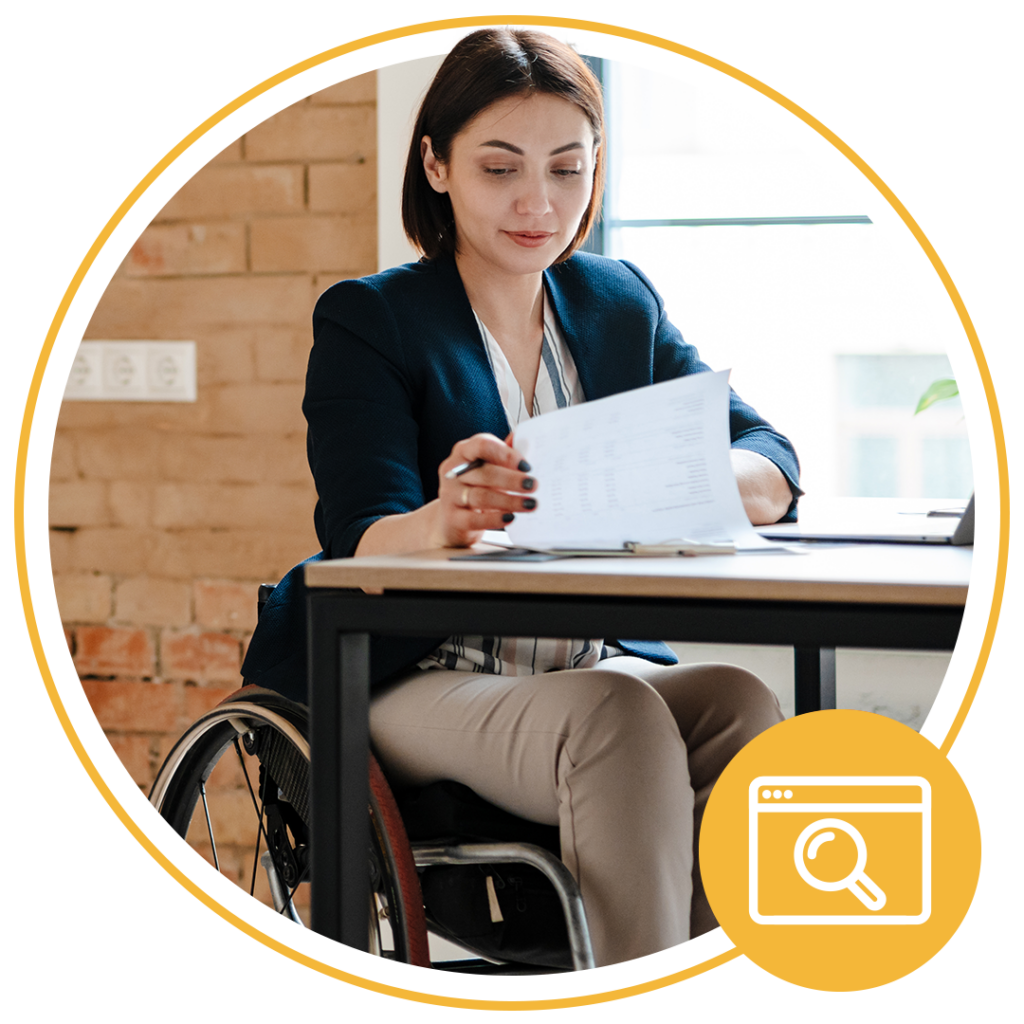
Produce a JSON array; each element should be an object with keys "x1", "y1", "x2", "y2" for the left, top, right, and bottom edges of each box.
[
  {"x1": 449, "y1": 548, "x2": 563, "y2": 562},
  {"x1": 624, "y1": 538, "x2": 735, "y2": 556}
]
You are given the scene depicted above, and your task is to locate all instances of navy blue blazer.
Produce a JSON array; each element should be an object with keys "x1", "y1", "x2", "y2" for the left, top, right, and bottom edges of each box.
[{"x1": 242, "y1": 252, "x2": 801, "y2": 703}]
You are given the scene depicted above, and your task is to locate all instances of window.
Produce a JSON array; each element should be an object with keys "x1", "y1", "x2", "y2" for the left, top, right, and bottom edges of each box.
[{"x1": 596, "y1": 59, "x2": 972, "y2": 499}]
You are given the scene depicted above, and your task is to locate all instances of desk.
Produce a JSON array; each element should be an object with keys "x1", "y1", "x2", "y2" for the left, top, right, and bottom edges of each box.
[{"x1": 305, "y1": 538, "x2": 970, "y2": 950}]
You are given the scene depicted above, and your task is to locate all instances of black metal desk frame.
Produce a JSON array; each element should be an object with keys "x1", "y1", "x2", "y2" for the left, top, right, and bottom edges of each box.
[{"x1": 307, "y1": 586, "x2": 962, "y2": 948}]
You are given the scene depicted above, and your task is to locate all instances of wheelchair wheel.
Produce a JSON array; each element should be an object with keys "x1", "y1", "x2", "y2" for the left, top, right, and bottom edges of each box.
[{"x1": 150, "y1": 687, "x2": 430, "y2": 966}]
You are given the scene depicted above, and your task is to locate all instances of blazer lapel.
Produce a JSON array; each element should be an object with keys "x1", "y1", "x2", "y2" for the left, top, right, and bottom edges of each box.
[
  {"x1": 544, "y1": 262, "x2": 601, "y2": 400},
  {"x1": 433, "y1": 256, "x2": 515, "y2": 438}
]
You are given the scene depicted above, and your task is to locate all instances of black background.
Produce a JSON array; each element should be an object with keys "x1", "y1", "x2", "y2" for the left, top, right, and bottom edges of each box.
[{"x1": 22, "y1": 16, "x2": 999, "y2": 1007}]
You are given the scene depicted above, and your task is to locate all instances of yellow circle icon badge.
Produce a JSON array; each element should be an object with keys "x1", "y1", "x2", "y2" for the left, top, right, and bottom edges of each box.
[{"x1": 700, "y1": 710, "x2": 980, "y2": 991}]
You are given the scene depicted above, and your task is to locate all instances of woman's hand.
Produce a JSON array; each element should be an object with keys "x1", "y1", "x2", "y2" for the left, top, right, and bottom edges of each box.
[
  {"x1": 730, "y1": 449, "x2": 793, "y2": 525},
  {"x1": 431, "y1": 433, "x2": 538, "y2": 547},
  {"x1": 354, "y1": 433, "x2": 538, "y2": 556}
]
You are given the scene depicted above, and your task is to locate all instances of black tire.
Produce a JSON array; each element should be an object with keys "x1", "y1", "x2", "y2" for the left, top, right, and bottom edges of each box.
[{"x1": 149, "y1": 686, "x2": 429, "y2": 965}]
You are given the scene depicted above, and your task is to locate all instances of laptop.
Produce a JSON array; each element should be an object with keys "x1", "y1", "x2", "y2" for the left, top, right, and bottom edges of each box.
[{"x1": 756, "y1": 494, "x2": 974, "y2": 546}]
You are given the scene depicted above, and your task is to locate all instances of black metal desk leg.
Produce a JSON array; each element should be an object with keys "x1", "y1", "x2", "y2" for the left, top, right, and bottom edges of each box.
[
  {"x1": 310, "y1": 617, "x2": 370, "y2": 950},
  {"x1": 794, "y1": 646, "x2": 837, "y2": 715}
]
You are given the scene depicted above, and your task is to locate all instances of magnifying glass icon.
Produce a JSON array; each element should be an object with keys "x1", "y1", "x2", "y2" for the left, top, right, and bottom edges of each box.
[{"x1": 794, "y1": 818, "x2": 887, "y2": 911}]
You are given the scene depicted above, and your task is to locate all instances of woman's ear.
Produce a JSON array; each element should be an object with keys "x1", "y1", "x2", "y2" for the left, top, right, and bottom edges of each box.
[{"x1": 421, "y1": 136, "x2": 449, "y2": 194}]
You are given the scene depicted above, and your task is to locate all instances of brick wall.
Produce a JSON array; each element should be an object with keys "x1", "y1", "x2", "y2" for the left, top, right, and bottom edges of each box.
[{"x1": 51, "y1": 73, "x2": 377, "y2": 798}]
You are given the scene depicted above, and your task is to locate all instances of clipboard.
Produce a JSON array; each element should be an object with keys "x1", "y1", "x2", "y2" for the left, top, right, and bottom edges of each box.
[{"x1": 450, "y1": 538, "x2": 736, "y2": 562}]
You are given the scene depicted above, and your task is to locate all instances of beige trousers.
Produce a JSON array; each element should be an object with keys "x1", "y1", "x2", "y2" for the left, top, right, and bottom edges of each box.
[{"x1": 369, "y1": 656, "x2": 783, "y2": 966}]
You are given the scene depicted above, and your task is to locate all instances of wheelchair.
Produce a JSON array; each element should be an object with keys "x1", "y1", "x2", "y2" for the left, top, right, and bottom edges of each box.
[{"x1": 149, "y1": 586, "x2": 595, "y2": 972}]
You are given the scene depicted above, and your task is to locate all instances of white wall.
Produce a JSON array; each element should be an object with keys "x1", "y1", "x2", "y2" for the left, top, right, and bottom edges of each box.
[{"x1": 377, "y1": 54, "x2": 445, "y2": 271}]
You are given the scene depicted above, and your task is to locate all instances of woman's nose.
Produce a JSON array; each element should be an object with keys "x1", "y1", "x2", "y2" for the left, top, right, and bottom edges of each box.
[{"x1": 514, "y1": 176, "x2": 552, "y2": 216}]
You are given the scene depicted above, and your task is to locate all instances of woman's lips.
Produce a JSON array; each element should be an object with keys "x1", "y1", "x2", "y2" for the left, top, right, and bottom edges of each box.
[{"x1": 506, "y1": 231, "x2": 554, "y2": 248}]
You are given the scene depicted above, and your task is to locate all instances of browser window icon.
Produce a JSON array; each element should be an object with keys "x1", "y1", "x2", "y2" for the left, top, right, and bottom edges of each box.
[{"x1": 749, "y1": 776, "x2": 931, "y2": 925}]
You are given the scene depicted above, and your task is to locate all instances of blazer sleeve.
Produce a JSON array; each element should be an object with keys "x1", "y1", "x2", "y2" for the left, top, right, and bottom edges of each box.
[
  {"x1": 304, "y1": 278, "x2": 426, "y2": 558},
  {"x1": 243, "y1": 278, "x2": 449, "y2": 694},
  {"x1": 621, "y1": 260, "x2": 803, "y2": 520}
]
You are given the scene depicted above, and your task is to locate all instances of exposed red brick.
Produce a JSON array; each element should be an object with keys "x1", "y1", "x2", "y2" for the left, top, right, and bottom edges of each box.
[
  {"x1": 81, "y1": 678, "x2": 180, "y2": 732},
  {"x1": 124, "y1": 222, "x2": 246, "y2": 277},
  {"x1": 183, "y1": 683, "x2": 242, "y2": 720},
  {"x1": 50, "y1": 480, "x2": 109, "y2": 528},
  {"x1": 194, "y1": 579, "x2": 259, "y2": 632},
  {"x1": 75, "y1": 626, "x2": 155, "y2": 678},
  {"x1": 156, "y1": 164, "x2": 304, "y2": 221},
  {"x1": 51, "y1": 77, "x2": 377, "y2": 806},
  {"x1": 114, "y1": 577, "x2": 192, "y2": 627},
  {"x1": 53, "y1": 572, "x2": 112, "y2": 622},
  {"x1": 161, "y1": 630, "x2": 242, "y2": 682}
]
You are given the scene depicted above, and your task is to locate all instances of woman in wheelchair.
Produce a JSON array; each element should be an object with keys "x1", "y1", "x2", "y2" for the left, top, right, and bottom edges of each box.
[{"x1": 241, "y1": 28, "x2": 799, "y2": 967}]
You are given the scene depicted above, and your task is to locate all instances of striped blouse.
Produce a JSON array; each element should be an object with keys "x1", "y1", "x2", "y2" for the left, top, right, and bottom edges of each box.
[{"x1": 417, "y1": 289, "x2": 607, "y2": 676}]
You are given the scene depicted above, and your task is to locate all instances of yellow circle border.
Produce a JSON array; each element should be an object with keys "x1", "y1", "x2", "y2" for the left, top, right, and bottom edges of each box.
[{"x1": 15, "y1": 14, "x2": 1008, "y2": 1010}]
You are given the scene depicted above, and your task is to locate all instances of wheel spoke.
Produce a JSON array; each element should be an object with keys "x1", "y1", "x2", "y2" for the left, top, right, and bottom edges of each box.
[
  {"x1": 152, "y1": 700, "x2": 415, "y2": 962},
  {"x1": 199, "y1": 780, "x2": 220, "y2": 872},
  {"x1": 233, "y1": 736, "x2": 270, "y2": 897},
  {"x1": 233, "y1": 736, "x2": 263, "y2": 821}
]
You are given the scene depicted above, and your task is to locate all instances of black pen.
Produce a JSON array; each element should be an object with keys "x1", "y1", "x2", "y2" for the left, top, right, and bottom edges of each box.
[
  {"x1": 444, "y1": 456, "x2": 533, "y2": 480},
  {"x1": 443, "y1": 458, "x2": 485, "y2": 480}
]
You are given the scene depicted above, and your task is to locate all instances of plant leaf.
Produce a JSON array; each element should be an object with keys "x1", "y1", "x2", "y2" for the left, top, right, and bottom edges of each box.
[{"x1": 914, "y1": 378, "x2": 959, "y2": 415}]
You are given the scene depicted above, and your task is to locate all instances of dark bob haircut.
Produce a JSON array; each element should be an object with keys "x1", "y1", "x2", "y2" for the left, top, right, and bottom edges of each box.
[{"x1": 401, "y1": 28, "x2": 605, "y2": 264}]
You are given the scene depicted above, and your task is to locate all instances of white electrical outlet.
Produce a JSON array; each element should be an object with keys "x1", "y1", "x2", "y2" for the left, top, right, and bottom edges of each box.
[{"x1": 64, "y1": 341, "x2": 196, "y2": 402}]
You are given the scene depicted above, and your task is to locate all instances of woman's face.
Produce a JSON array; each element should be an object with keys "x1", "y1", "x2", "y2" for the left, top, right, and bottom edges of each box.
[{"x1": 422, "y1": 92, "x2": 597, "y2": 278}]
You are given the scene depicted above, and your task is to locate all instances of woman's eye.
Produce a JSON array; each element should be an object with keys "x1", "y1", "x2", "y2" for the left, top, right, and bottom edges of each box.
[{"x1": 483, "y1": 167, "x2": 513, "y2": 176}]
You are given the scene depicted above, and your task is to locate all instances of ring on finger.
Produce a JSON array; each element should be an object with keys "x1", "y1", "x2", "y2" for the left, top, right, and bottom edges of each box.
[{"x1": 460, "y1": 486, "x2": 471, "y2": 508}]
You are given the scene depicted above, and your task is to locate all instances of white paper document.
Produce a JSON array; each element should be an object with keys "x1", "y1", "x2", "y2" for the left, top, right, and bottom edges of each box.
[{"x1": 505, "y1": 370, "x2": 769, "y2": 553}]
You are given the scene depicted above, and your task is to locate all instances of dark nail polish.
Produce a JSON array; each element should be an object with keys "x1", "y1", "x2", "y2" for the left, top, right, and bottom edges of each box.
[
  {"x1": 522, "y1": 477, "x2": 535, "y2": 491},
  {"x1": 502, "y1": 512, "x2": 515, "y2": 523},
  {"x1": 518, "y1": 460, "x2": 532, "y2": 473},
  {"x1": 523, "y1": 498, "x2": 537, "y2": 510}
]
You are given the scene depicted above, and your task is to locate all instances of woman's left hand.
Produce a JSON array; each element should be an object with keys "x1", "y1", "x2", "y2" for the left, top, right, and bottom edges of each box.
[{"x1": 730, "y1": 449, "x2": 793, "y2": 525}]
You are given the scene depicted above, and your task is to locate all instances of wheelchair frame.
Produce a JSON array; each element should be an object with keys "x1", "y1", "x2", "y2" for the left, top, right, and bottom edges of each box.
[{"x1": 149, "y1": 587, "x2": 596, "y2": 972}]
